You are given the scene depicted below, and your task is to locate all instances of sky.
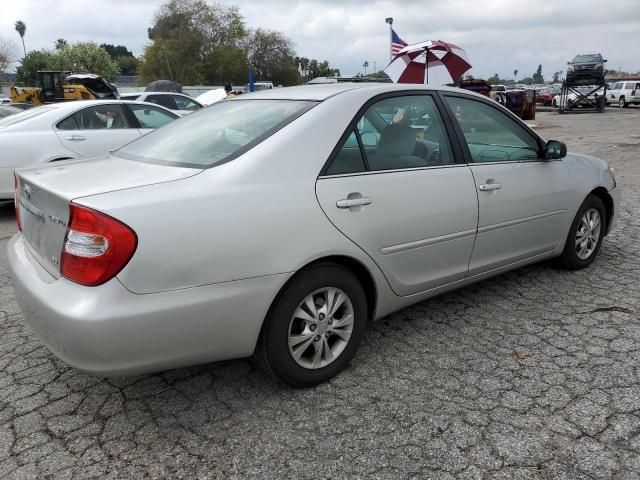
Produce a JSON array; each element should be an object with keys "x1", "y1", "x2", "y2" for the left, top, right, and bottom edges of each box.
[{"x1": 1, "y1": 0, "x2": 639, "y2": 81}]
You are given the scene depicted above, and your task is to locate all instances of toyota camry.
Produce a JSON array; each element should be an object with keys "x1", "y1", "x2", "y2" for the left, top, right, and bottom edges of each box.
[{"x1": 9, "y1": 84, "x2": 620, "y2": 387}]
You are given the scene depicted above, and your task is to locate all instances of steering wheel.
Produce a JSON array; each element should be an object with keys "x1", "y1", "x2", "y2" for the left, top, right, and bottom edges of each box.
[{"x1": 428, "y1": 148, "x2": 441, "y2": 165}]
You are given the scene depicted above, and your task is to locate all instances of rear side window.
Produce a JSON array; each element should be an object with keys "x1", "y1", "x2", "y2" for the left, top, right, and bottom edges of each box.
[
  {"x1": 326, "y1": 131, "x2": 366, "y2": 175},
  {"x1": 116, "y1": 99, "x2": 314, "y2": 168}
]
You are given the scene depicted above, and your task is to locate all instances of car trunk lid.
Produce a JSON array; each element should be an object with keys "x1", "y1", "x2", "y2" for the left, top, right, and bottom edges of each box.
[{"x1": 16, "y1": 154, "x2": 200, "y2": 277}]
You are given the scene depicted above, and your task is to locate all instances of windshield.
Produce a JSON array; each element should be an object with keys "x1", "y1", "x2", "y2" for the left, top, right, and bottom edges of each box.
[
  {"x1": 115, "y1": 99, "x2": 314, "y2": 168},
  {"x1": 572, "y1": 54, "x2": 601, "y2": 63},
  {"x1": 0, "y1": 106, "x2": 55, "y2": 127}
]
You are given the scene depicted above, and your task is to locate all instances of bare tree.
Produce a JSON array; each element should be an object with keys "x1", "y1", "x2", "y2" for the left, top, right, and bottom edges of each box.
[
  {"x1": 0, "y1": 37, "x2": 18, "y2": 73},
  {"x1": 15, "y1": 20, "x2": 27, "y2": 58}
]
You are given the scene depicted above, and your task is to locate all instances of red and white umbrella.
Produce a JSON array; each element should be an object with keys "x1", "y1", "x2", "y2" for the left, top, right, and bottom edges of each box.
[{"x1": 385, "y1": 40, "x2": 472, "y2": 85}]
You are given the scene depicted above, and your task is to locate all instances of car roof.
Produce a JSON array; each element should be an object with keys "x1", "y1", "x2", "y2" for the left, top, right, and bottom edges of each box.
[{"x1": 241, "y1": 83, "x2": 479, "y2": 101}]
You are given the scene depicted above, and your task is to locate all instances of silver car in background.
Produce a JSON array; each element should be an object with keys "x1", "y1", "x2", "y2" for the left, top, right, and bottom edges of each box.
[{"x1": 9, "y1": 84, "x2": 620, "y2": 387}]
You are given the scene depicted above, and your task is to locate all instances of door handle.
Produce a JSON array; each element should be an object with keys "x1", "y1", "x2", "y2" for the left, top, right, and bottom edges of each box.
[
  {"x1": 65, "y1": 135, "x2": 86, "y2": 141},
  {"x1": 478, "y1": 183, "x2": 502, "y2": 191},
  {"x1": 336, "y1": 197, "x2": 372, "y2": 208}
]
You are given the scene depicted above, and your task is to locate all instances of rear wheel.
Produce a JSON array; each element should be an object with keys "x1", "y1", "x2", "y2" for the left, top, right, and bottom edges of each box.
[
  {"x1": 255, "y1": 263, "x2": 367, "y2": 387},
  {"x1": 558, "y1": 195, "x2": 606, "y2": 270}
]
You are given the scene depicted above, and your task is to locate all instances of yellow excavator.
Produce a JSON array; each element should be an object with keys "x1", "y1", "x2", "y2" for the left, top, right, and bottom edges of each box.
[{"x1": 10, "y1": 71, "x2": 119, "y2": 106}]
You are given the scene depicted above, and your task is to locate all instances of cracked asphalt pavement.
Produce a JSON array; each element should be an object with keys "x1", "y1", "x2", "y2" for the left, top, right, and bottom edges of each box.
[{"x1": 1, "y1": 107, "x2": 640, "y2": 479}]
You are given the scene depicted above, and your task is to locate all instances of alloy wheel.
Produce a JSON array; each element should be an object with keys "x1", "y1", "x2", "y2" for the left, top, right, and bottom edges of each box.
[
  {"x1": 288, "y1": 287, "x2": 354, "y2": 369},
  {"x1": 575, "y1": 208, "x2": 601, "y2": 260}
]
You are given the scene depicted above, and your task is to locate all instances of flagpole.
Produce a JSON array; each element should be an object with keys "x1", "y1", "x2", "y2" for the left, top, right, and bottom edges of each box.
[{"x1": 385, "y1": 17, "x2": 393, "y2": 61}]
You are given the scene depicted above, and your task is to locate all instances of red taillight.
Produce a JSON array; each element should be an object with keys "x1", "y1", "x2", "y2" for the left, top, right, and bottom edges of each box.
[
  {"x1": 60, "y1": 204, "x2": 137, "y2": 286},
  {"x1": 14, "y1": 175, "x2": 21, "y2": 231}
]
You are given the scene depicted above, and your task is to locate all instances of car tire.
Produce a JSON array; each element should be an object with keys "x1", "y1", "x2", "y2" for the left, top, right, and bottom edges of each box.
[
  {"x1": 619, "y1": 97, "x2": 627, "y2": 108},
  {"x1": 255, "y1": 263, "x2": 368, "y2": 387},
  {"x1": 558, "y1": 195, "x2": 606, "y2": 270}
]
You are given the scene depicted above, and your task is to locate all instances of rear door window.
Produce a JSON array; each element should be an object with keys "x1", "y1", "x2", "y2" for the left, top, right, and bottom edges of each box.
[
  {"x1": 57, "y1": 104, "x2": 131, "y2": 130},
  {"x1": 324, "y1": 94, "x2": 455, "y2": 174}
]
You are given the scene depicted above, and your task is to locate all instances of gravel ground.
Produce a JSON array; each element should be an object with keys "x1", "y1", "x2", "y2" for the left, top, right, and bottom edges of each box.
[{"x1": 0, "y1": 106, "x2": 639, "y2": 479}]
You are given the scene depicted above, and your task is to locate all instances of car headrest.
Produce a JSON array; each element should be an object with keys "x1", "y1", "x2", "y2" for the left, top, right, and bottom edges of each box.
[{"x1": 377, "y1": 124, "x2": 416, "y2": 157}]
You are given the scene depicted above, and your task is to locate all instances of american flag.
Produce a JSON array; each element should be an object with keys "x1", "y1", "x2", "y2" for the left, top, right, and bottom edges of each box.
[{"x1": 391, "y1": 29, "x2": 408, "y2": 57}]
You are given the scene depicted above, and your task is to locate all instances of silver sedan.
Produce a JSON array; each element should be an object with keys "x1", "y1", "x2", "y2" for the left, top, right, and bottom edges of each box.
[{"x1": 9, "y1": 84, "x2": 620, "y2": 387}]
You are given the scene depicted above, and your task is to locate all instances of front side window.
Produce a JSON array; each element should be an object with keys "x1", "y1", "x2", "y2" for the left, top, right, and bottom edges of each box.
[
  {"x1": 326, "y1": 94, "x2": 455, "y2": 174},
  {"x1": 127, "y1": 104, "x2": 178, "y2": 129},
  {"x1": 116, "y1": 99, "x2": 314, "y2": 168},
  {"x1": 57, "y1": 104, "x2": 130, "y2": 130},
  {"x1": 444, "y1": 96, "x2": 540, "y2": 162},
  {"x1": 172, "y1": 95, "x2": 201, "y2": 111},
  {"x1": 147, "y1": 95, "x2": 178, "y2": 110}
]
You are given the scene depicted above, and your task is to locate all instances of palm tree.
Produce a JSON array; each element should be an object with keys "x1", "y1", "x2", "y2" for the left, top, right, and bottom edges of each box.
[
  {"x1": 363, "y1": 61, "x2": 369, "y2": 76},
  {"x1": 513, "y1": 69, "x2": 518, "y2": 82},
  {"x1": 15, "y1": 20, "x2": 27, "y2": 59},
  {"x1": 55, "y1": 38, "x2": 68, "y2": 50}
]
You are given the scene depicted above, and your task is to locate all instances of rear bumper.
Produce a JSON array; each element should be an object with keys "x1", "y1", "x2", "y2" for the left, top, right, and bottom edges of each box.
[{"x1": 8, "y1": 234, "x2": 289, "y2": 376}]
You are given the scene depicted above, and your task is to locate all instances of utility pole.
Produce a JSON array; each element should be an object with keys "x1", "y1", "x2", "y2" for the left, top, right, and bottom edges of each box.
[{"x1": 385, "y1": 17, "x2": 393, "y2": 62}]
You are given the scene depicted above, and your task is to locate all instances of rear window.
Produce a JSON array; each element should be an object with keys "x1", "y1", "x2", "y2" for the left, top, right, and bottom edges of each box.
[
  {"x1": 0, "y1": 106, "x2": 56, "y2": 126},
  {"x1": 115, "y1": 99, "x2": 314, "y2": 168}
]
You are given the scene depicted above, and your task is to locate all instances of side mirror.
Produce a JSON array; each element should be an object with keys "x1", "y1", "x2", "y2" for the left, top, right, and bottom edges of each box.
[
  {"x1": 603, "y1": 59, "x2": 608, "y2": 63},
  {"x1": 544, "y1": 140, "x2": 567, "y2": 160},
  {"x1": 567, "y1": 61, "x2": 570, "y2": 65}
]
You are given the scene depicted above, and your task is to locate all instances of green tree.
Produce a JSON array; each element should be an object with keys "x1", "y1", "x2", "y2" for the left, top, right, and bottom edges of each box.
[
  {"x1": 15, "y1": 43, "x2": 119, "y2": 85},
  {"x1": 55, "y1": 38, "x2": 68, "y2": 50},
  {"x1": 100, "y1": 44, "x2": 134, "y2": 58},
  {"x1": 247, "y1": 29, "x2": 298, "y2": 86},
  {"x1": 487, "y1": 73, "x2": 501, "y2": 85},
  {"x1": 532, "y1": 64, "x2": 544, "y2": 84},
  {"x1": 15, "y1": 20, "x2": 26, "y2": 58},
  {"x1": 513, "y1": 69, "x2": 518, "y2": 82},
  {"x1": 15, "y1": 50, "x2": 58, "y2": 85},
  {"x1": 57, "y1": 42, "x2": 120, "y2": 81},
  {"x1": 520, "y1": 77, "x2": 534, "y2": 85},
  {"x1": 141, "y1": 0, "x2": 248, "y2": 84},
  {"x1": 552, "y1": 71, "x2": 562, "y2": 82}
]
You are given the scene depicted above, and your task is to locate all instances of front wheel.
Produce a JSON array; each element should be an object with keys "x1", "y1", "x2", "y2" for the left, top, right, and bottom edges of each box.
[
  {"x1": 255, "y1": 263, "x2": 367, "y2": 387},
  {"x1": 619, "y1": 97, "x2": 628, "y2": 108},
  {"x1": 558, "y1": 195, "x2": 606, "y2": 270}
]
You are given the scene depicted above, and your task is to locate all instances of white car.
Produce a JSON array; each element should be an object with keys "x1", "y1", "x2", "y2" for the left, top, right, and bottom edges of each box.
[
  {"x1": 119, "y1": 92, "x2": 203, "y2": 115},
  {"x1": 0, "y1": 100, "x2": 178, "y2": 199},
  {"x1": 552, "y1": 87, "x2": 605, "y2": 108},
  {"x1": 606, "y1": 81, "x2": 640, "y2": 108},
  {"x1": 0, "y1": 94, "x2": 11, "y2": 105}
]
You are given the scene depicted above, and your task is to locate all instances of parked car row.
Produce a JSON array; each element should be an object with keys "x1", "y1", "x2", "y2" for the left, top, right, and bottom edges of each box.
[{"x1": 9, "y1": 84, "x2": 619, "y2": 387}]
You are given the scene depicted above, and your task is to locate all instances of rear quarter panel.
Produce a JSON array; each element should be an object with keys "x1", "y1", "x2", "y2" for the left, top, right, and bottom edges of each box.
[{"x1": 77, "y1": 90, "x2": 397, "y2": 313}]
